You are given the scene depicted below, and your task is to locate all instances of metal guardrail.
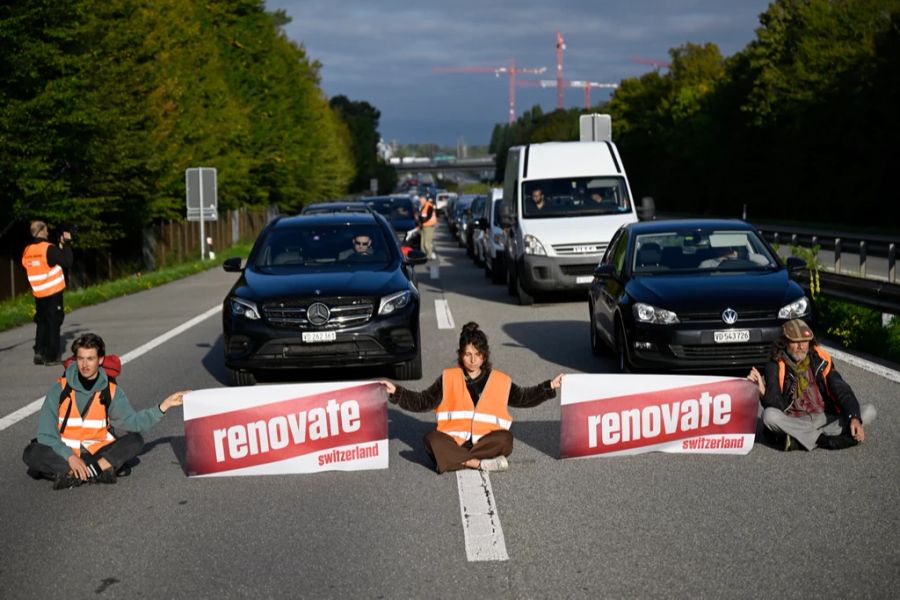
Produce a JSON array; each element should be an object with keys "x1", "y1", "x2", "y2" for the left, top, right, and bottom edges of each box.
[{"x1": 793, "y1": 269, "x2": 900, "y2": 314}]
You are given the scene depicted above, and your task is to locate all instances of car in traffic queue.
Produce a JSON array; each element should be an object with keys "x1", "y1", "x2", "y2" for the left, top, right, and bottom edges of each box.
[
  {"x1": 463, "y1": 195, "x2": 486, "y2": 259},
  {"x1": 300, "y1": 201, "x2": 371, "y2": 215},
  {"x1": 360, "y1": 194, "x2": 421, "y2": 253},
  {"x1": 222, "y1": 212, "x2": 428, "y2": 386},
  {"x1": 475, "y1": 188, "x2": 506, "y2": 283},
  {"x1": 588, "y1": 219, "x2": 813, "y2": 372},
  {"x1": 449, "y1": 194, "x2": 477, "y2": 242}
]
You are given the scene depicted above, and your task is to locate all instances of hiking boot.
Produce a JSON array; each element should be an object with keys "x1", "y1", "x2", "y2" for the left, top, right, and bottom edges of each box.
[
  {"x1": 52, "y1": 473, "x2": 83, "y2": 490},
  {"x1": 33, "y1": 354, "x2": 44, "y2": 365},
  {"x1": 479, "y1": 456, "x2": 509, "y2": 472},
  {"x1": 816, "y1": 434, "x2": 859, "y2": 450}
]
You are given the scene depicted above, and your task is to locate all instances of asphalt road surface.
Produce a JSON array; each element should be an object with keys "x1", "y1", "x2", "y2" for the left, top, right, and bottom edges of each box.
[{"x1": 1, "y1": 226, "x2": 897, "y2": 599}]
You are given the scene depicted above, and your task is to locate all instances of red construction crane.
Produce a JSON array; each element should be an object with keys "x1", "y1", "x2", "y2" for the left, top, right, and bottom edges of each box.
[
  {"x1": 433, "y1": 59, "x2": 547, "y2": 124},
  {"x1": 518, "y1": 79, "x2": 619, "y2": 109},
  {"x1": 555, "y1": 30, "x2": 566, "y2": 110}
]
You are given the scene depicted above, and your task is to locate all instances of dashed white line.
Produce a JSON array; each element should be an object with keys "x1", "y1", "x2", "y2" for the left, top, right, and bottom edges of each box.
[
  {"x1": 456, "y1": 469, "x2": 509, "y2": 561},
  {"x1": 429, "y1": 264, "x2": 439, "y2": 280},
  {"x1": 434, "y1": 299, "x2": 455, "y2": 330},
  {"x1": 0, "y1": 305, "x2": 222, "y2": 432}
]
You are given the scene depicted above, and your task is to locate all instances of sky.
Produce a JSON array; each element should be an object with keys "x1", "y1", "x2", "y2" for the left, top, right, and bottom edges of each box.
[{"x1": 266, "y1": 1, "x2": 773, "y2": 147}]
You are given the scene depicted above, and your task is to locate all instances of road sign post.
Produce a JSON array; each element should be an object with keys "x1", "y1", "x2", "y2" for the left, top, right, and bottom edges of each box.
[{"x1": 186, "y1": 167, "x2": 218, "y2": 260}]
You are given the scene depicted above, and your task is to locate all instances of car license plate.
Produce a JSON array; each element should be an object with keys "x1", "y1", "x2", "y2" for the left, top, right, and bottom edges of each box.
[
  {"x1": 302, "y1": 331, "x2": 336, "y2": 343},
  {"x1": 713, "y1": 329, "x2": 750, "y2": 343},
  {"x1": 576, "y1": 275, "x2": 593, "y2": 284}
]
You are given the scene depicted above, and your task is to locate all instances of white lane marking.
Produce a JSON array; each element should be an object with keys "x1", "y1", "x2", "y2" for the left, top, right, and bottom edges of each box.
[
  {"x1": 456, "y1": 469, "x2": 509, "y2": 561},
  {"x1": 821, "y1": 343, "x2": 900, "y2": 384},
  {"x1": 0, "y1": 305, "x2": 222, "y2": 432},
  {"x1": 430, "y1": 264, "x2": 439, "y2": 279},
  {"x1": 434, "y1": 299, "x2": 455, "y2": 330}
]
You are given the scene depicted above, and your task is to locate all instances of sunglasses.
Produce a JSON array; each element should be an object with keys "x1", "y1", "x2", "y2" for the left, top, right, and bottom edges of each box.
[{"x1": 354, "y1": 240, "x2": 371, "y2": 247}]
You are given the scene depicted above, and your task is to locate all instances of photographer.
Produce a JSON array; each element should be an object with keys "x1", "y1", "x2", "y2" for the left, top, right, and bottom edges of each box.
[{"x1": 21, "y1": 221, "x2": 73, "y2": 365}]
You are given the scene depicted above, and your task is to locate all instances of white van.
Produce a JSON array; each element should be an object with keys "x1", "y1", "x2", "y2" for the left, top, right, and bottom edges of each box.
[{"x1": 499, "y1": 114, "x2": 638, "y2": 304}]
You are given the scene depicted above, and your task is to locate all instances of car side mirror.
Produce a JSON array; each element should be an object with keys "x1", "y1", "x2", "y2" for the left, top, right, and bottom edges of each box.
[
  {"x1": 785, "y1": 256, "x2": 806, "y2": 271},
  {"x1": 593, "y1": 264, "x2": 614, "y2": 278},
  {"x1": 405, "y1": 250, "x2": 428, "y2": 265},
  {"x1": 223, "y1": 257, "x2": 243, "y2": 272}
]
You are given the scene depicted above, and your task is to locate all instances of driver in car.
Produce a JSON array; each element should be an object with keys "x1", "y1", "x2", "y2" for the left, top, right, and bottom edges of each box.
[{"x1": 338, "y1": 234, "x2": 374, "y2": 260}]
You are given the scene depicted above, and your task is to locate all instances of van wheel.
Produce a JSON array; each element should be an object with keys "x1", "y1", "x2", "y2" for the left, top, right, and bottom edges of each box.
[
  {"x1": 516, "y1": 277, "x2": 534, "y2": 306},
  {"x1": 228, "y1": 368, "x2": 256, "y2": 386}
]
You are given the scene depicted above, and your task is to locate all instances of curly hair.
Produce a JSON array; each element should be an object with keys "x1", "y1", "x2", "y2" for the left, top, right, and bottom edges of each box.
[
  {"x1": 72, "y1": 332, "x2": 106, "y2": 357},
  {"x1": 457, "y1": 322, "x2": 491, "y2": 371}
]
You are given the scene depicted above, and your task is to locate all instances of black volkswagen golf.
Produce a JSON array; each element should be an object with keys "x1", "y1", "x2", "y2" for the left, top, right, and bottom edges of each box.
[
  {"x1": 589, "y1": 219, "x2": 813, "y2": 372},
  {"x1": 222, "y1": 212, "x2": 427, "y2": 385}
]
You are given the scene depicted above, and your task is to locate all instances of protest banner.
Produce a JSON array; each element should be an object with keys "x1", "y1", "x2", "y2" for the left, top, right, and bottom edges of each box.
[
  {"x1": 183, "y1": 381, "x2": 388, "y2": 477},
  {"x1": 560, "y1": 374, "x2": 758, "y2": 458}
]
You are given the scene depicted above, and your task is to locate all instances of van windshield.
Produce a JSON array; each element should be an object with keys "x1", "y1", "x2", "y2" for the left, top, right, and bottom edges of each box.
[{"x1": 522, "y1": 177, "x2": 631, "y2": 218}]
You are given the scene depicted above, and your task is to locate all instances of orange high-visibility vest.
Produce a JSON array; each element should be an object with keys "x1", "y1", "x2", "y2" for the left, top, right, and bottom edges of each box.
[
  {"x1": 419, "y1": 199, "x2": 437, "y2": 227},
  {"x1": 22, "y1": 241, "x2": 66, "y2": 297},
  {"x1": 777, "y1": 347, "x2": 833, "y2": 404},
  {"x1": 57, "y1": 377, "x2": 116, "y2": 456},
  {"x1": 436, "y1": 368, "x2": 513, "y2": 445}
]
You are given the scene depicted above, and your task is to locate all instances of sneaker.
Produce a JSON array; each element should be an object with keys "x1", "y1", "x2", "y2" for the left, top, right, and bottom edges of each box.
[
  {"x1": 429, "y1": 252, "x2": 437, "y2": 260},
  {"x1": 816, "y1": 434, "x2": 859, "y2": 450},
  {"x1": 52, "y1": 473, "x2": 83, "y2": 490},
  {"x1": 479, "y1": 456, "x2": 509, "y2": 472}
]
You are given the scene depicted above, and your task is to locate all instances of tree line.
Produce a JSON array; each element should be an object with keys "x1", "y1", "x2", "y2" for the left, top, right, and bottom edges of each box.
[
  {"x1": 0, "y1": 1, "x2": 393, "y2": 264},
  {"x1": 489, "y1": 0, "x2": 899, "y2": 229}
]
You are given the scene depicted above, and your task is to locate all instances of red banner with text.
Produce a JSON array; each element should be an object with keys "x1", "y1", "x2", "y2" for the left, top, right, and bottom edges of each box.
[
  {"x1": 183, "y1": 382, "x2": 388, "y2": 477},
  {"x1": 560, "y1": 374, "x2": 758, "y2": 458}
]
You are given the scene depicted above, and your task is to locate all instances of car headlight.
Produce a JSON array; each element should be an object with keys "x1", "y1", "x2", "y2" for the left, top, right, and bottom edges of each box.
[
  {"x1": 523, "y1": 234, "x2": 547, "y2": 256},
  {"x1": 379, "y1": 290, "x2": 411, "y2": 315},
  {"x1": 633, "y1": 302, "x2": 679, "y2": 324},
  {"x1": 778, "y1": 296, "x2": 810, "y2": 319},
  {"x1": 230, "y1": 297, "x2": 260, "y2": 320}
]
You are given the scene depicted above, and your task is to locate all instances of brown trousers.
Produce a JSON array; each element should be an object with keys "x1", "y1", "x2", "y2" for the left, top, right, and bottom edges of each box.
[{"x1": 423, "y1": 429, "x2": 513, "y2": 474}]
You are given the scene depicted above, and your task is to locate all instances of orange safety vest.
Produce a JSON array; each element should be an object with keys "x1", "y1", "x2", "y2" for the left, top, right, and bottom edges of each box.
[
  {"x1": 22, "y1": 241, "x2": 66, "y2": 297},
  {"x1": 436, "y1": 368, "x2": 513, "y2": 445},
  {"x1": 57, "y1": 377, "x2": 116, "y2": 456},
  {"x1": 777, "y1": 346, "x2": 833, "y2": 402},
  {"x1": 419, "y1": 199, "x2": 437, "y2": 227}
]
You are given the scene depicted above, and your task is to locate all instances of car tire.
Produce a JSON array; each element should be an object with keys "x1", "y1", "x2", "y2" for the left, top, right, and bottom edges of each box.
[
  {"x1": 615, "y1": 319, "x2": 632, "y2": 373},
  {"x1": 491, "y1": 258, "x2": 505, "y2": 284},
  {"x1": 394, "y1": 350, "x2": 422, "y2": 380},
  {"x1": 228, "y1": 368, "x2": 256, "y2": 386},
  {"x1": 516, "y1": 275, "x2": 534, "y2": 306},
  {"x1": 484, "y1": 260, "x2": 492, "y2": 279}
]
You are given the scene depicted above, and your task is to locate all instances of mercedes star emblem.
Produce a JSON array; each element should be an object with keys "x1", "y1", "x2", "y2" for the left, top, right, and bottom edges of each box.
[{"x1": 307, "y1": 302, "x2": 331, "y2": 326}]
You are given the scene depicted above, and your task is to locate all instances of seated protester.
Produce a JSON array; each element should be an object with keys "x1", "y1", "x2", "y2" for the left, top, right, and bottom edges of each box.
[
  {"x1": 338, "y1": 234, "x2": 375, "y2": 260},
  {"x1": 380, "y1": 322, "x2": 563, "y2": 473},
  {"x1": 23, "y1": 333, "x2": 187, "y2": 489},
  {"x1": 747, "y1": 319, "x2": 876, "y2": 451}
]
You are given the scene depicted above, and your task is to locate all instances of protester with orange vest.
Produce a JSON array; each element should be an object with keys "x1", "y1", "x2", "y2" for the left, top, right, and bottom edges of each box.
[
  {"x1": 417, "y1": 191, "x2": 438, "y2": 260},
  {"x1": 21, "y1": 220, "x2": 73, "y2": 365},
  {"x1": 747, "y1": 319, "x2": 876, "y2": 451},
  {"x1": 380, "y1": 322, "x2": 563, "y2": 472},
  {"x1": 22, "y1": 332, "x2": 187, "y2": 490}
]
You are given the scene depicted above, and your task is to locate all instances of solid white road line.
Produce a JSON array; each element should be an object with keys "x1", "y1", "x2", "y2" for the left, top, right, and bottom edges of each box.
[
  {"x1": 0, "y1": 305, "x2": 222, "y2": 433},
  {"x1": 435, "y1": 299, "x2": 455, "y2": 330},
  {"x1": 456, "y1": 469, "x2": 510, "y2": 561},
  {"x1": 821, "y1": 343, "x2": 900, "y2": 384}
]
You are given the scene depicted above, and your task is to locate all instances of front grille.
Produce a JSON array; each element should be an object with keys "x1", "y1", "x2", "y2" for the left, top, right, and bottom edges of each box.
[
  {"x1": 678, "y1": 309, "x2": 776, "y2": 323},
  {"x1": 670, "y1": 343, "x2": 770, "y2": 361},
  {"x1": 553, "y1": 242, "x2": 608, "y2": 256},
  {"x1": 262, "y1": 297, "x2": 374, "y2": 330},
  {"x1": 560, "y1": 263, "x2": 598, "y2": 277}
]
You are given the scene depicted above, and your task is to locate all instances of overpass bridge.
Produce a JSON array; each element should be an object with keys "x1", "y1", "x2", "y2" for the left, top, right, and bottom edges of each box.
[{"x1": 393, "y1": 156, "x2": 496, "y2": 179}]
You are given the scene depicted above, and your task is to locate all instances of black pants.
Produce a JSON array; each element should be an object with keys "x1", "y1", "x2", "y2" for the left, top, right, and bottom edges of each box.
[
  {"x1": 23, "y1": 433, "x2": 144, "y2": 478},
  {"x1": 423, "y1": 430, "x2": 513, "y2": 474},
  {"x1": 33, "y1": 292, "x2": 65, "y2": 361}
]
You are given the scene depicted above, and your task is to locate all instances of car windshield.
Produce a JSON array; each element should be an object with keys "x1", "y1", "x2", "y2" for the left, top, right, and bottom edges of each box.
[
  {"x1": 632, "y1": 229, "x2": 777, "y2": 274},
  {"x1": 522, "y1": 177, "x2": 631, "y2": 218},
  {"x1": 253, "y1": 223, "x2": 392, "y2": 269}
]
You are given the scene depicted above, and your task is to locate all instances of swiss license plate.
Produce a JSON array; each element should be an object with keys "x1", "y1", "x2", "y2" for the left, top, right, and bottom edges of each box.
[
  {"x1": 302, "y1": 331, "x2": 336, "y2": 343},
  {"x1": 713, "y1": 329, "x2": 750, "y2": 343},
  {"x1": 576, "y1": 275, "x2": 594, "y2": 284}
]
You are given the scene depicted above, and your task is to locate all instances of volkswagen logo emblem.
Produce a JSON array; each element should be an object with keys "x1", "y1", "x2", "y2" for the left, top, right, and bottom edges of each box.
[
  {"x1": 307, "y1": 302, "x2": 331, "y2": 326},
  {"x1": 721, "y1": 308, "x2": 738, "y2": 325}
]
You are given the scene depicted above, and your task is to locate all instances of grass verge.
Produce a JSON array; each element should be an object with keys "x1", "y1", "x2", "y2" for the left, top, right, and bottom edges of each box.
[{"x1": 0, "y1": 242, "x2": 252, "y2": 332}]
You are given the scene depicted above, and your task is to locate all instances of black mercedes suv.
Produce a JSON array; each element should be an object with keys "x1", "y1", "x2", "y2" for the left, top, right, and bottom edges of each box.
[{"x1": 222, "y1": 212, "x2": 427, "y2": 385}]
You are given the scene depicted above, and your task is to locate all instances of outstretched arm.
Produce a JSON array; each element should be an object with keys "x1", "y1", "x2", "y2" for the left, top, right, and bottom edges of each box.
[{"x1": 508, "y1": 373, "x2": 564, "y2": 408}]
